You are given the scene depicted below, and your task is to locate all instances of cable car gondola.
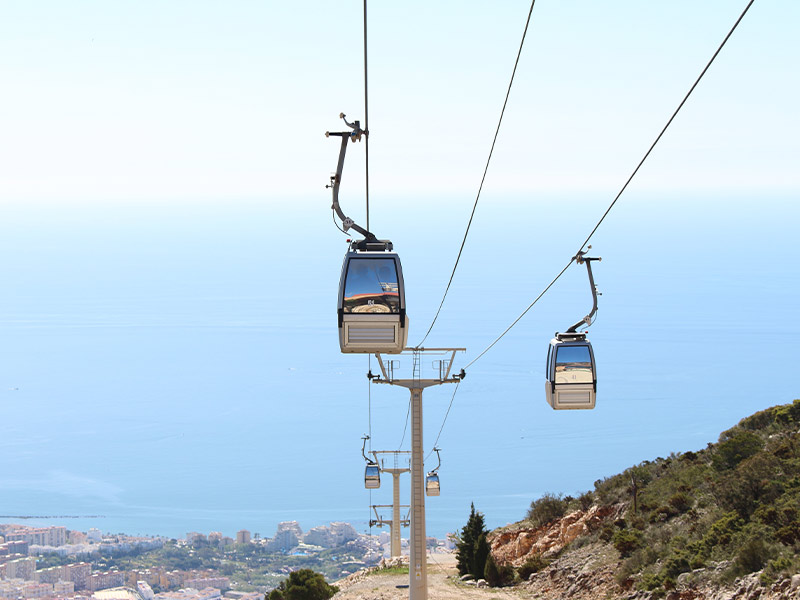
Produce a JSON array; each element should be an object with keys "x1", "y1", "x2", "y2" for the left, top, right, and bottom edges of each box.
[
  {"x1": 338, "y1": 243, "x2": 408, "y2": 353},
  {"x1": 545, "y1": 332, "x2": 596, "y2": 409},
  {"x1": 425, "y1": 447, "x2": 441, "y2": 497},
  {"x1": 425, "y1": 472, "x2": 440, "y2": 496},
  {"x1": 365, "y1": 462, "x2": 381, "y2": 489},
  {"x1": 361, "y1": 435, "x2": 381, "y2": 489},
  {"x1": 327, "y1": 114, "x2": 409, "y2": 354},
  {"x1": 545, "y1": 250, "x2": 600, "y2": 410}
]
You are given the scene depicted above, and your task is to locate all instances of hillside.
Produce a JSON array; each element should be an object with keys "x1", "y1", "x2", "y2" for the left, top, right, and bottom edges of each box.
[
  {"x1": 333, "y1": 400, "x2": 800, "y2": 600},
  {"x1": 487, "y1": 399, "x2": 800, "y2": 598}
]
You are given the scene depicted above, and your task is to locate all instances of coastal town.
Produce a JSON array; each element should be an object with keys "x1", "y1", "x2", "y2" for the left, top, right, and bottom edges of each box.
[{"x1": 0, "y1": 523, "x2": 455, "y2": 600}]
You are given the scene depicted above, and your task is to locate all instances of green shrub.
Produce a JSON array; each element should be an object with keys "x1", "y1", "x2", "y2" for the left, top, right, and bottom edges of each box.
[
  {"x1": 717, "y1": 454, "x2": 784, "y2": 517},
  {"x1": 483, "y1": 553, "x2": 513, "y2": 587},
  {"x1": 612, "y1": 529, "x2": 642, "y2": 557},
  {"x1": 733, "y1": 535, "x2": 775, "y2": 576},
  {"x1": 267, "y1": 570, "x2": 338, "y2": 600},
  {"x1": 483, "y1": 553, "x2": 501, "y2": 587},
  {"x1": 776, "y1": 522, "x2": 800, "y2": 545},
  {"x1": 661, "y1": 552, "x2": 691, "y2": 580},
  {"x1": 577, "y1": 490, "x2": 594, "y2": 511},
  {"x1": 668, "y1": 492, "x2": 693, "y2": 514},
  {"x1": 517, "y1": 553, "x2": 549, "y2": 580},
  {"x1": 527, "y1": 493, "x2": 569, "y2": 527},
  {"x1": 712, "y1": 429, "x2": 763, "y2": 471},
  {"x1": 639, "y1": 572, "x2": 663, "y2": 591},
  {"x1": 773, "y1": 400, "x2": 800, "y2": 425}
]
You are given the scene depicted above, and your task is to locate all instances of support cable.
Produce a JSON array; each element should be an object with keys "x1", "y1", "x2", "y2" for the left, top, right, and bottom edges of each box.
[
  {"x1": 425, "y1": 380, "x2": 460, "y2": 461},
  {"x1": 398, "y1": 398, "x2": 411, "y2": 450},
  {"x1": 574, "y1": 0, "x2": 756, "y2": 255},
  {"x1": 464, "y1": 0, "x2": 756, "y2": 371},
  {"x1": 368, "y1": 355, "x2": 372, "y2": 447},
  {"x1": 425, "y1": 0, "x2": 757, "y2": 452},
  {"x1": 363, "y1": 0, "x2": 370, "y2": 232},
  {"x1": 416, "y1": 0, "x2": 538, "y2": 347}
]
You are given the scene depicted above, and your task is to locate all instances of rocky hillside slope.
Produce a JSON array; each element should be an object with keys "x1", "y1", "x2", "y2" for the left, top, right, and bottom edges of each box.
[{"x1": 485, "y1": 399, "x2": 800, "y2": 599}]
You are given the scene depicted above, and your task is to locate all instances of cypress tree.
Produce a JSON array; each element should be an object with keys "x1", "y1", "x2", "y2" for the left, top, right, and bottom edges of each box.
[
  {"x1": 483, "y1": 551, "x2": 501, "y2": 587},
  {"x1": 456, "y1": 503, "x2": 490, "y2": 578},
  {"x1": 473, "y1": 533, "x2": 490, "y2": 579}
]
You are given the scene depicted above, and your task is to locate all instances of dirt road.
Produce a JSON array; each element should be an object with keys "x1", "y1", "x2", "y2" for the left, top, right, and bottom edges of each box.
[{"x1": 333, "y1": 554, "x2": 530, "y2": 600}]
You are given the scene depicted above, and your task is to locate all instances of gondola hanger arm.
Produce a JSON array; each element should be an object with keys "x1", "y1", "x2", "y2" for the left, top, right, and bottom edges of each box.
[
  {"x1": 326, "y1": 113, "x2": 376, "y2": 243},
  {"x1": 566, "y1": 248, "x2": 602, "y2": 333},
  {"x1": 361, "y1": 434, "x2": 374, "y2": 463}
]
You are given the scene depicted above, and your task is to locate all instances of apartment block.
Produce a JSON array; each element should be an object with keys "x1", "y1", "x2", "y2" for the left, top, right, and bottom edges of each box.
[
  {"x1": 3, "y1": 557, "x2": 37, "y2": 580},
  {"x1": 87, "y1": 571, "x2": 124, "y2": 592},
  {"x1": 183, "y1": 578, "x2": 229, "y2": 592},
  {"x1": 234, "y1": 531, "x2": 250, "y2": 545},
  {"x1": 54, "y1": 581, "x2": 76, "y2": 596},
  {"x1": 5, "y1": 527, "x2": 67, "y2": 547}
]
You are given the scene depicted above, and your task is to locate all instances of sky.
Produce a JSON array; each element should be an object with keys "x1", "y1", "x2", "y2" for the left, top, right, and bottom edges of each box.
[
  {"x1": 1, "y1": 0, "x2": 799, "y2": 539},
  {"x1": 1, "y1": 0, "x2": 797, "y2": 205}
]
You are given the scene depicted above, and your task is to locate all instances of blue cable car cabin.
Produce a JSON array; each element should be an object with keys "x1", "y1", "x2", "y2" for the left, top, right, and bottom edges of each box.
[
  {"x1": 364, "y1": 463, "x2": 381, "y2": 489},
  {"x1": 425, "y1": 472, "x2": 440, "y2": 497},
  {"x1": 338, "y1": 249, "x2": 408, "y2": 354},
  {"x1": 545, "y1": 333, "x2": 596, "y2": 410}
]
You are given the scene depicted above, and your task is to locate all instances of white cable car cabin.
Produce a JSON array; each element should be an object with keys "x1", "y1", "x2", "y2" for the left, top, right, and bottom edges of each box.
[
  {"x1": 425, "y1": 472, "x2": 440, "y2": 497},
  {"x1": 338, "y1": 245, "x2": 408, "y2": 354},
  {"x1": 545, "y1": 332, "x2": 596, "y2": 410},
  {"x1": 364, "y1": 462, "x2": 381, "y2": 489}
]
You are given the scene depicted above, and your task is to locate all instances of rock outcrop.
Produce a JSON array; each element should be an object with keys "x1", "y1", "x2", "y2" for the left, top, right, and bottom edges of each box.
[{"x1": 489, "y1": 503, "x2": 625, "y2": 566}]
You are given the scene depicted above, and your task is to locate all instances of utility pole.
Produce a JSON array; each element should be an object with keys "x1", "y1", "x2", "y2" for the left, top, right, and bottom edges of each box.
[
  {"x1": 369, "y1": 450, "x2": 410, "y2": 557},
  {"x1": 371, "y1": 348, "x2": 465, "y2": 600}
]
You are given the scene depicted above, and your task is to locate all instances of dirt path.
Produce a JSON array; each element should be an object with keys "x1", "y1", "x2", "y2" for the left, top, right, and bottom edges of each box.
[{"x1": 333, "y1": 554, "x2": 534, "y2": 600}]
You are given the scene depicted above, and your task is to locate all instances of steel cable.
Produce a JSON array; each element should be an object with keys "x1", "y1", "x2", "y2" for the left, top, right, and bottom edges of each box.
[
  {"x1": 425, "y1": 0, "x2": 757, "y2": 452},
  {"x1": 416, "y1": 0, "x2": 539, "y2": 347}
]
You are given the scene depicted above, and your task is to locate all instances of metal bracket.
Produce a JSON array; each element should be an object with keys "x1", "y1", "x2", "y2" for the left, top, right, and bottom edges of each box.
[
  {"x1": 326, "y1": 113, "x2": 376, "y2": 242},
  {"x1": 566, "y1": 247, "x2": 602, "y2": 333}
]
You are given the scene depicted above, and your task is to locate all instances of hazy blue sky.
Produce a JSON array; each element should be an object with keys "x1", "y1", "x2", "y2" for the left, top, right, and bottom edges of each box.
[{"x1": 1, "y1": 0, "x2": 797, "y2": 207}]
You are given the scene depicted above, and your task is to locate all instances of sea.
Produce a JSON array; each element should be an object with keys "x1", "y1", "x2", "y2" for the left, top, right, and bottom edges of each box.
[{"x1": 1, "y1": 193, "x2": 798, "y2": 540}]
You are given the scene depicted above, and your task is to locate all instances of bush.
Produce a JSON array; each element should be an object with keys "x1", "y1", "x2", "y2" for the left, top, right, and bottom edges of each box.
[
  {"x1": 267, "y1": 570, "x2": 338, "y2": 600},
  {"x1": 577, "y1": 490, "x2": 594, "y2": 511},
  {"x1": 714, "y1": 454, "x2": 783, "y2": 517},
  {"x1": 773, "y1": 399, "x2": 800, "y2": 424},
  {"x1": 639, "y1": 572, "x2": 663, "y2": 591},
  {"x1": 712, "y1": 429, "x2": 763, "y2": 471},
  {"x1": 527, "y1": 493, "x2": 569, "y2": 527},
  {"x1": 660, "y1": 552, "x2": 691, "y2": 580},
  {"x1": 483, "y1": 553, "x2": 513, "y2": 587},
  {"x1": 612, "y1": 529, "x2": 643, "y2": 557},
  {"x1": 517, "y1": 553, "x2": 549, "y2": 580},
  {"x1": 733, "y1": 535, "x2": 775, "y2": 575},
  {"x1": 668, "y1": 492, "x2": 693, "y2": 514},
  {"x1": 483, "y1": 553, "x2": 501, "y2": 587}
]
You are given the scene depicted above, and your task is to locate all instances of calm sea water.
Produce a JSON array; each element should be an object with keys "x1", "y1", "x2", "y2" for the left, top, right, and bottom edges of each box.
[{"x1": 1, "y1": 194, "x2": 798, "y2": 540}]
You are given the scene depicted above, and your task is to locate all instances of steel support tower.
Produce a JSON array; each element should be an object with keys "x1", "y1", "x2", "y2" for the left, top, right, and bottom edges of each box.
[
  {"x1": 370, "y1": 450, "x2": 410, "y2": 557},
  {"x1": 372, "y1": 348, "x2": 464, "y2": 600}
]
